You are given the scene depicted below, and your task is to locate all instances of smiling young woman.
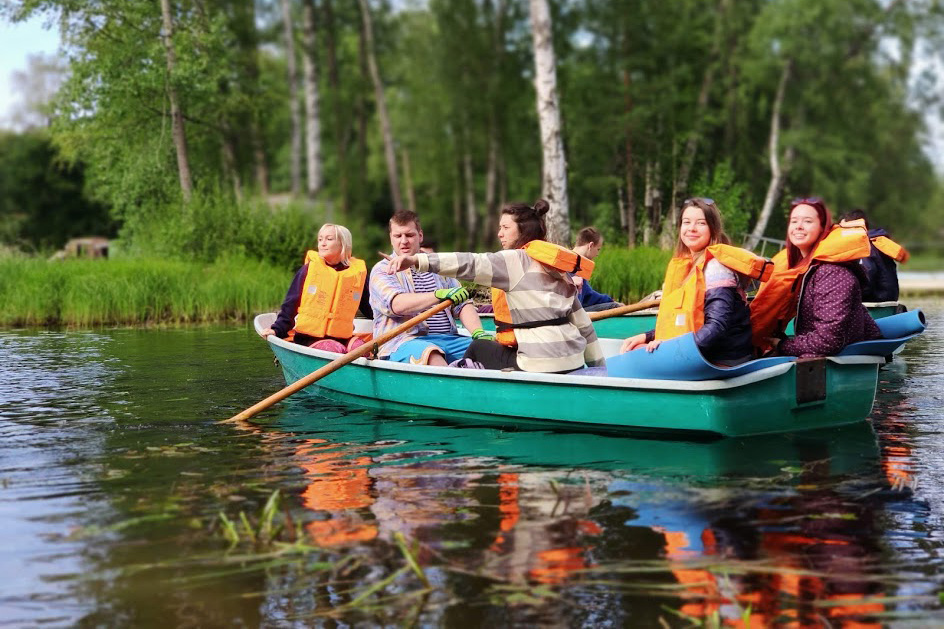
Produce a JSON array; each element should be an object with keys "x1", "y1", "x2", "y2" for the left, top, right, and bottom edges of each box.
[
  {"x1": 620, "y1": 198, "x2": 769, "y2": 366},
  {"x1": 750, "y1": 198, "x2": 882, "y2": 357}
]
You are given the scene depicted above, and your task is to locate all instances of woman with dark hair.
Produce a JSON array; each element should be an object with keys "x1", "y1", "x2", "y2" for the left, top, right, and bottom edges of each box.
[
  {"x1": 384, "y1": 200, "x2": 605, "y2": 373},
  {"x1": 620, "y1": 198, "x2": 769, "y2": 366},
  {"x1": 751, "y1": 197, "x2": 882, "y2": 357}
]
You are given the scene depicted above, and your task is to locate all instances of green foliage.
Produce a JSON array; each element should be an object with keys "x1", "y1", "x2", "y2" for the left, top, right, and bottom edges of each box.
[
  {"x1": 4, "y1": 0, "x2": 941, "y2": 270},
  {"x1": 0, "y1": 256, "x2": 288, "y2": 327},
  {"x1": 116, "y1": 189, "x2": 321, "y2": 269},
  {"x1": 0, "y1": 131, "x2": 114, "y2": 250},
  {"x1": 591, "y1": 246, "x2": 672, "y2": 303},
  {"x1": 690, "y1": 161, "x2": 752, "y2": 244}
]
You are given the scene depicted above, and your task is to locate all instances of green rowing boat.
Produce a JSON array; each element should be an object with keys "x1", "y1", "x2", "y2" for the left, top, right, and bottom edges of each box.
[{"x1": 255, "y1": 313, "x2": 889, "y2": 438}]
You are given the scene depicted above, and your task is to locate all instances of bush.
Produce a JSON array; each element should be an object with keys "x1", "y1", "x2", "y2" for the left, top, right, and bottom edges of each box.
[
  {"x1": 591, "y1": 246, "x2": 671, "y2": 303},
  {"x1": 0, "y1": 256, "x2": 288, "y2": 327}
]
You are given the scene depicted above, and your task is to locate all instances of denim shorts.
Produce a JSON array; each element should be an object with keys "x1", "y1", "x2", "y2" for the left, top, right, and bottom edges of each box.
[{"x1": 389, "y1": 334, "x2": 473, "y2": 365}]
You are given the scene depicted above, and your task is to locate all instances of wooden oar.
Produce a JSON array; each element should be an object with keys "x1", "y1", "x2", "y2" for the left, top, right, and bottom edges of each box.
[
  {"x1": 223, "y1": 299, "x2": 455, "y2": 423},
  {"x1": 588, "y1": 299, "x2": 660, "y2": 321}
]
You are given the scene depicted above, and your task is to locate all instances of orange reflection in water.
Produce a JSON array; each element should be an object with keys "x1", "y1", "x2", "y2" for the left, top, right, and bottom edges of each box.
[{"x1": 296, "y1": 439, "x2": 377, "y2": 546}]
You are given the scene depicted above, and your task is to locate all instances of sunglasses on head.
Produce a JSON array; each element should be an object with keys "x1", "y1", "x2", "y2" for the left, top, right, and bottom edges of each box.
[
  {"x1": 683, "y1": 197, "x2": 715, "y2": 206},
  {"x1": 790, "y1": 196, "x2": 823, "y2": 207}
]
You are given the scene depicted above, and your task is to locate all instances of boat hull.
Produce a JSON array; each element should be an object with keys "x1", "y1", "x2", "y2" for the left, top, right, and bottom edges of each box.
[{"x1": 260, "y1": 315, "x2": 880, "y2": 438}]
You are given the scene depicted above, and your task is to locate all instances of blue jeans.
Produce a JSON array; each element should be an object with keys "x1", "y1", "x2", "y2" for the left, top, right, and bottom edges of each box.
[{"x1": 390, "y1": 334, "x2": 473, "y2": 364}]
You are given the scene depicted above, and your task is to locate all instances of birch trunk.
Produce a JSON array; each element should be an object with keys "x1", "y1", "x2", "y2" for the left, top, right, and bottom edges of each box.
[
  {"x1": 355, "y1": 11, "x2": 369, "y2": 198},
  {"x1": 643, "y1": 160, "x2": 661, "y2": 246},
  {"x1": 744, "y1": 60, "x2": 794, "y2": 251},
  {"x1": 358, "y1": 0, "x2": 403, "y2": 211},
  {"x1": 300, "y1": 0, "x2": 323, "y2": 200},
  {"x1": 280, "y1": 0, "x2": 302, "y2": 196},
  {"x1": 220, "y1": 123, "x2": 243, "y2": 202},
  {"x1": 159, "y1": 0, "x2": 193, "y2": 202},
  {"x1": 529, "y1": 0, "x2": 569, "y2": 244}
]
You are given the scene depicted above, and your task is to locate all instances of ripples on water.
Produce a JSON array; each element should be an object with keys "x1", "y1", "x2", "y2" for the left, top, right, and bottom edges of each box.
[{"x1": 0, "y1": 304, "x2": 943, "y2": 627}]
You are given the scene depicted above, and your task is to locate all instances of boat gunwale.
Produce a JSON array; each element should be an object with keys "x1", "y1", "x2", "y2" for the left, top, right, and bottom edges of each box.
[{"x1": 254, "y1": 313, "x2": 884, "y2": 392}]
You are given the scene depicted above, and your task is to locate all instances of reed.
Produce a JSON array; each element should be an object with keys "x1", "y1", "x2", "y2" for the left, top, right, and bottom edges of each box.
[
  {"x1": 591, "y1": 246, "x2": 672, "y2": 303},
  {"x1": 1, "y1": 256, "x2": 287, "y2": 327}
]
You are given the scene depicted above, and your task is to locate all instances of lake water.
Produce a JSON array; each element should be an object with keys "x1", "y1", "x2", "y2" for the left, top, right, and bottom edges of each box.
[{"x1": 2, "y1": 300, "x2": 943, "y2": 627}]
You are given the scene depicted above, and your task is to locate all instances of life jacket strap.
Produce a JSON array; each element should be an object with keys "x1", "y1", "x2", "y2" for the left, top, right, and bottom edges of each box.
[
  {"x1": 495, "y1": 316, "x2": 570, "y2": 332},
  {"x1": 756, "y1": 258, "x2": 774, "y2": 280}
]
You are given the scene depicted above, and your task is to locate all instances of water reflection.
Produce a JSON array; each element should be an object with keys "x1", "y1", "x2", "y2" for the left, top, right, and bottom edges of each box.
[
  {"x1": 275, "y1": 402, "x2": 900, "y2": 625},
  {"x1": 0, "y1": 304, "x2": 943, "y2": 626}
]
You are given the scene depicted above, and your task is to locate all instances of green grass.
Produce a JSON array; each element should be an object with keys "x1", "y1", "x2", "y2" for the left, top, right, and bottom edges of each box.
[
  {"x1": 591, "y1": 246, "x2": 672, "y2": 303},
  {"x1": 0, "y1": 256, "x2": 287, "y2": 327},
  {"x1": 0, "y1": 244, "x2": 676, "y2": 328}
]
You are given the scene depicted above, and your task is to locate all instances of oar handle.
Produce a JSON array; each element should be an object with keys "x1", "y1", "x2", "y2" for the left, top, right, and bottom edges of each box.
[
  {"x1": 224, "y1": 299, "x2": 456, "y2": 423},
  {"x1": 588, "y1": 299, "x2": 660, "y2": 321}
]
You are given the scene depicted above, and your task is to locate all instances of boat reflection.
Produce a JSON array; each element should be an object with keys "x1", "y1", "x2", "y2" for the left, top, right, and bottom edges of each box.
[{"x1": 274, "y1": 400, "x2": 905, "y2": 624}]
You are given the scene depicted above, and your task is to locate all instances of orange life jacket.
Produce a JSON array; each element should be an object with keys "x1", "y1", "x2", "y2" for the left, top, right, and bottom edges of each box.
[
  {"x1": 871, "y1": 235, "x2": 909, "y2": 263},
  {"x1": 750, "y1": 220, "x2": 871, "y2": 348},
  {"x1": 492, "y1": 241, "x2": 594, "y2": 347},
  {"x1": 293, "y1": 252, "x2": 367, "y2": 340},
  {"x1": 653, "y1": 244, "x2": 772, "y2": 341}
]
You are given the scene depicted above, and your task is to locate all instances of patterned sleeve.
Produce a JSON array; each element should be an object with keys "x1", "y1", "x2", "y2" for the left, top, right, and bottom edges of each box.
[
  {"x1": 569, "y1": 295, "x2": 606, "y2": 367},
  {"x1": 779, "y1": 265, "x2": 859, "y2": 357},
  {"x1": 368, "y1": 260, "x2": 407, "y2": 317},
  {"x1": 704, "y1": 259, "x2": 738, "y2": 290},
  {"x1": 417, "y1": 250, "x2": 518, "y2": 291}
]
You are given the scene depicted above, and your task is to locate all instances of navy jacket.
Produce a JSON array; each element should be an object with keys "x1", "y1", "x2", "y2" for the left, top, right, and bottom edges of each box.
[
  {"x1": 578, "y1": 279, "x2": 616, "y2": 307},
  {"x1": 644, "y1": 286, "x2": 753, "y2": 364},
  {"x1": 859, "y1": 228, "x2": 900, "y2": 302}
]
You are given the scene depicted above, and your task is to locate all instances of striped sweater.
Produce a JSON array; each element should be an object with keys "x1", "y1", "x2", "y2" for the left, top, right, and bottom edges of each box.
[{"x1": 417, "y1": 250, "x2": 605, "y2": 373}]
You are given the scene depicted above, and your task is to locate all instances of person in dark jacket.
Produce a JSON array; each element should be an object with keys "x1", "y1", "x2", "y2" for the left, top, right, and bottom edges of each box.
[
  {"x1": 769, "y1": 200, "x2": 882, "y2": 358},
  {"x1": 840, "y1": 209, "x2": 908, "y2": 302},
  {"x1": 620, "y1": 198, "x2": 754, "y2": 365},
  {"x1": 571, "y1": 227, "x2": 623, "y2": 312},
  {"x1": 262, "y1": 223, "x2": 372, "y2": 346}
]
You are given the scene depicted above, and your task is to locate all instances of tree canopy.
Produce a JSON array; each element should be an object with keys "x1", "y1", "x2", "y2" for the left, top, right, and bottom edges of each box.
[{"x1": 3, "y1": 0, "x2": 942, "y2": 255}]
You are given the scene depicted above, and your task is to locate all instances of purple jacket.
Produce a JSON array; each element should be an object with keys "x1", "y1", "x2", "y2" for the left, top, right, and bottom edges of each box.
[{"x1": 778, "y1": 262, "x2": 882, "y2": 358}]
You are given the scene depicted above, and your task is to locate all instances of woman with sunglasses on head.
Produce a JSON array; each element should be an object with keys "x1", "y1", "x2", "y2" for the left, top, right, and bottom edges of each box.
[
  {"x1": 384, "y1": 199, "x2": 605, "y2": 373},
  {"x1": 750, "y1": 197, "x2": 881, "y2": 357},
  {"x1": 620, "y1": 198, "x2": 770, "y2": 366}
]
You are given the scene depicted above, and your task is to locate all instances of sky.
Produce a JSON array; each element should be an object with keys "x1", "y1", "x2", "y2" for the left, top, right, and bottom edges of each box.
[{"x1": 0, "y1": 14, "x2": 61, "y2": 130}]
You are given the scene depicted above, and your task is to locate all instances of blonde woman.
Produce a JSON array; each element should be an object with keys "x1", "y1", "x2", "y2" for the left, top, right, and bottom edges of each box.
[{"x1": 262, "y1": 223, "x2": 368, "y2": 351}]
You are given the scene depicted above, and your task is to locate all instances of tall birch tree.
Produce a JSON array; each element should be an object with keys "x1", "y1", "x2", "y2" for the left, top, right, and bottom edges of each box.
[
  {"x1": 159, "y1": 0, "x2": 193, "y2": 202},
  {"x1": 280, "y1": 0, "x2": 302, "y2": 196},
  {"x1": 301, "y1": 0, "x2": 323, "y2": 199},
  {"x1": 529, "y1": 0, "x2": 569, "y2": 243}
]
